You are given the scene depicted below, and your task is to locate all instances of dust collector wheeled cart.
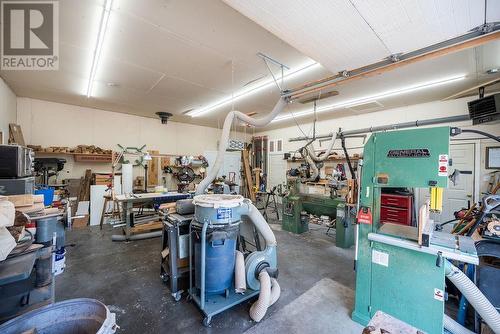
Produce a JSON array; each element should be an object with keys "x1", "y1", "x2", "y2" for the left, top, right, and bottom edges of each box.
[{"x1": 188, "y1": 194, "x2": 278, "y2": 327}]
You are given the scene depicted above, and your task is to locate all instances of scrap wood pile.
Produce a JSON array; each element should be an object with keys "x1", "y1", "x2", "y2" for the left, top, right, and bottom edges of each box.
[
  {"x1": 308, "y1": 213, "x2": 333, "y2": 226},
  {"x1": 0, "y1": 198, "x2": 49, "y2": 261},
  {"x1": 450, "y1": 182, "x2": 500, "y2": 237},
  {"x1": 28, "y1": 144, "x2": 112, "y2": 155},
  {"x1": 0, "y1": 194, "x2": 59, "y2": 217}
]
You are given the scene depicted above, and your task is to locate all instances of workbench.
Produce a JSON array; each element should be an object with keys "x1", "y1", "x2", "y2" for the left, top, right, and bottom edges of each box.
[{"x1": 114, "y1": 192, "x2": 190, "y2": 240}]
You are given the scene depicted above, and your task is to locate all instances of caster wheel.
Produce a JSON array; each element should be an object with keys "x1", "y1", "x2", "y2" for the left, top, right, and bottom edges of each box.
[
  {"x1": 186, "y1": 294, "x2": 193, "y2": 302},
  {"x1": 203, "y1": 317, "x2": 212, "y2": 327},
  {"x1": 173, "y1": 292, "x2": 182, "y2": 302},
  {"x1": 160, "y1": 274, "x2": 169, "y2": 284}
]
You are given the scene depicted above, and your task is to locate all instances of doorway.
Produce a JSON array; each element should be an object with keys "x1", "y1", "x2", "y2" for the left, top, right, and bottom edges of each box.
[{"x1": 417, "y1": 142, "x2": 476, "y2": 225}]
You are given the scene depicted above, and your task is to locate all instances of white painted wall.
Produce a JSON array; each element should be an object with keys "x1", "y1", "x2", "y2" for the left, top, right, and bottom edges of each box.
[
  {"x1": 0, "y1": 77, "x2": 17, "y2": 144},
  {"x1": 256, "y1": 96, "x2": 500, "y2": 195},
  {"x1": 17, "y1": 98, "x2": 249, "y2": 188}
]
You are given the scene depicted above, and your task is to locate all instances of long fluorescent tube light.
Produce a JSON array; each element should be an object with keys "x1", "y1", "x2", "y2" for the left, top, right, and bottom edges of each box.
[
  {"x1": 272, "y1": 74, "x2": 467, "y2": 122},
  {"x1": 86, "y1": 0, "x2": 114, "y2": 98},
  {"x1": 188, "y1": 61, "x2": 321, "y2": 117}
]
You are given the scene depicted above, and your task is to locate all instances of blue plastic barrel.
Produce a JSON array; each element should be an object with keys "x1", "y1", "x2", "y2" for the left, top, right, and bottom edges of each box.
[
  {"x1": 35, "y1": 187, "x2": 54, "y2": 206},
  {"x1": 194, "y1": 223, "x2": 239, "y2": 294}
]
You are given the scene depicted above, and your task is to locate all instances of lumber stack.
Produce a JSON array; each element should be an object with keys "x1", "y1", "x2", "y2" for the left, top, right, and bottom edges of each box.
[
  {"x1": 3, "y1": 194, "x2": 57, "y2": 217},
  {"x1": 28, "y1": 144, "x2": 112, "y2": 155},
  {"x1": 72, "y1": 145, "x2": 112, "y2": 155}
]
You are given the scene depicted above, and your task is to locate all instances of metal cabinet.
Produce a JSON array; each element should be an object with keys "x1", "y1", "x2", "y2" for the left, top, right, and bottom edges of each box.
[{"x1": 160, "y1": 213, "x2": 192, "y2": 301}]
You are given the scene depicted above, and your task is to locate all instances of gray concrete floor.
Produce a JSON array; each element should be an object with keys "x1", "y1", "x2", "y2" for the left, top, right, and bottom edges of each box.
[{"x1": 56, "y1": 218, "x2": 358, "y2": 334}]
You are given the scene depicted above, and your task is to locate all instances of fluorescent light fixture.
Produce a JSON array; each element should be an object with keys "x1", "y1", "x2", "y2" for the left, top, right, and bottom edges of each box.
[
  {"x1": 188, "y1": 61, "x2": 321, "y2": 117},
  {"x1": 86, "y1": 0, "x2": 114, "y2": 98},
  {"x1": 272, "y1": 74, "x2": 467, "y2": 122}
]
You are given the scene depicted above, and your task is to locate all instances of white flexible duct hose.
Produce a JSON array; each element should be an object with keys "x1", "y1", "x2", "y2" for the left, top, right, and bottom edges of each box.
[
  {"x1": 195, "y1": 97, "x2": 288, "y2": 195},
  {"x1": 244, "y1": 202, "x2": 276, "y2": 246},
  {"x1": 445, "y1": 261, "x2": 500, "y2": 333},
  {"x1": 305, "y1": 134, "x2": 337, "y2": 162},
  {"x1": 249, "y1": 271, "x2": 272, "y2": 322},
  {"x1": 300, "y1": 148, "x2": 319, "y2": 182},
  {"x1": 235, "y1": 250, "x2": 246, "y2": 294},
  {"x1": 443, "y1": 314, "x2": 475, "y2": 334},
  {"x1": 269, "y1": 277, "x2": 281, "y2": 306}
]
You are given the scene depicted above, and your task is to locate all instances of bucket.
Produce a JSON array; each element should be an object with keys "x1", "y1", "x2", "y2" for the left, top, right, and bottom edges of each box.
[
  {"x1": 0, "y1": 298, "x2": 117, "y2": 334},
  {"x1": 54, "y1": 247, "x2": 66, "y2": 276},
  {"x1": 35, "y1": 187, "x2": 54, "y2": 206}
]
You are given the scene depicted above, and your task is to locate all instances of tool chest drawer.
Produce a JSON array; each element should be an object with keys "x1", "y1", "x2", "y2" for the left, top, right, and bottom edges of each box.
[
  {"x1": 381, "y1": 194, "x2": 411, "y2": 208},
  {"x1": 380, "y1": 206, "x2": 411, "y2": 225}
]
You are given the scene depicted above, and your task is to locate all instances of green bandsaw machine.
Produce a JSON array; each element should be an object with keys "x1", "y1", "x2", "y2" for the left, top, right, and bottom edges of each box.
[{"x1": 351, "y1": 126, "x2": 479, "y2": 333}]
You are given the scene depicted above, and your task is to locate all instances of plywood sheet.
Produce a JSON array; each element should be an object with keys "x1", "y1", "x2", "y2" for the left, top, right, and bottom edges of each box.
[
  {"x1": 148, "y1": 150, "x2": 159, "y2": 187},
  {"x1": 90, "y1": 185, "x2": 107, "y2": 226}
]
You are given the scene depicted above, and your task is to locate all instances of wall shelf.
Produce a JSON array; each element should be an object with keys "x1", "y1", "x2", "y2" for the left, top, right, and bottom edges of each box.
[{"x1": 35, "y1": 151, "x2": 113, "y2": 163}]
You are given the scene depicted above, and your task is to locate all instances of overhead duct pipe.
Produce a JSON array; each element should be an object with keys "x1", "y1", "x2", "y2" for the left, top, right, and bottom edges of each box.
[
  {"x1": 289, "y1": 115, "x2": 471, "y2": 142},
  {"x1": 196, "y1": 97, "x2": 288, "y2": 195}
]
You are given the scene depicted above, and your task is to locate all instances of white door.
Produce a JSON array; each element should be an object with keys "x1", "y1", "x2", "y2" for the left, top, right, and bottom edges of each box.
[
  {"x1": 268, "y1": 154, "x2": 287, "y2": 202},
  {"x1": 418, "y1": 143, "x2": 475, "y2": 225}
]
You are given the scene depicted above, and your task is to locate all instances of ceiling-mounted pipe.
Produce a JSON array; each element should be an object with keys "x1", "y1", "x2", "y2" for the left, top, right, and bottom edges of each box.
[
  {"x1": 288, "y1": 114, "x2": 471, "y2": 142},
  {"x1": 284, "y1": 26, "x2": 500, "y2": 101}
]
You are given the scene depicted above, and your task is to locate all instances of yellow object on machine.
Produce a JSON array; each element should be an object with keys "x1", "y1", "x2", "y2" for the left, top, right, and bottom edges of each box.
[{"x1": 430, "y1": 187, "x2": 443, "y2": 212}]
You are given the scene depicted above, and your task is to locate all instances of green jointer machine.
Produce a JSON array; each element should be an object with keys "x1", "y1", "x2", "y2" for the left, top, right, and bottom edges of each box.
[
  {"x1": 351, "y1": 126, "x2": 481, "y2": 333},
  {"x1": 282, "y1": 179, "x2": 354, "y2": 248}
]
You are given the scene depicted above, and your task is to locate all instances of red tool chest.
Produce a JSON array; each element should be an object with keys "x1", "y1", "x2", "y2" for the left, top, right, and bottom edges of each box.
[{"x1": 381, "y1": 193, "x2": 412, "y2": 225}]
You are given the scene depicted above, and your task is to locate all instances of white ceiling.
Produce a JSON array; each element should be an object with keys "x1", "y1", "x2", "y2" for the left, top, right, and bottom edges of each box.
[
  {"x1": 1, "y1": 0, "x2": 326, "y2": 127},
  {"x1": 1, "y1": 0, "x2": 499, "y2": 130},
  {"x1": 223, "y1": 0, "x2": 500, "y2": 72}
]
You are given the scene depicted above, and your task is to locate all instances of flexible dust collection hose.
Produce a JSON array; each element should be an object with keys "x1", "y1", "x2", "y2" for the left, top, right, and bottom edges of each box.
[
  {"x1": 244, "y1": 202, "x2": 276, "y2": 247},
  {"x1": 249, "y1": 271, "x2": 281, "y2": 322},
  {"x1": 443, "y1": 314, "x2": 475, "y2": 334},
  {"x1": 300, "y1": 148, "x2": 319, "y2": 182},
  {"x1": 195, "y1": 97, "x2": 288, "y2": 195},
  {"x1": 269, "y1": 277, "x2": 281, "y2": 306},
  {"x1": 234, "y1": 250, "x2": 246, "y2": 294},
  {"x1": 304, "y1": 134, "x2": 337, "y2": 162},
  {"x1": 445, "y1": 261, "x2": 500, "y2": 333},
  {"x1": 249, "y1": 271, "x2": 272, "y2": 322}
]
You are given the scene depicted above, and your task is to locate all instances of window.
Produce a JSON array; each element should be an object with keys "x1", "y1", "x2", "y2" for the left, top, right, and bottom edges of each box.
[{"x1": 269, "y1": 139, "x2": 283, "y2": 154}]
